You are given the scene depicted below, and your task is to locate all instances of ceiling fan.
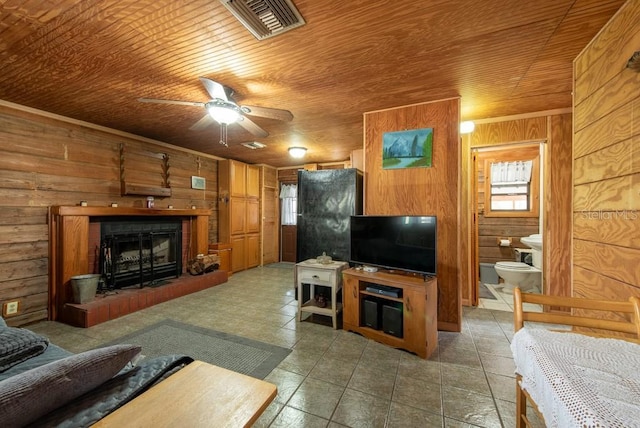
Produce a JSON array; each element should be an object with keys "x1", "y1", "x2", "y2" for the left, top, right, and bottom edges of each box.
[{"x1": 138, "y1": 77, "x2": 293, "y2": 146}]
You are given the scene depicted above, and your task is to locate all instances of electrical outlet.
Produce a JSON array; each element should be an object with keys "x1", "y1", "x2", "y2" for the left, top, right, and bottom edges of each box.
[{"x1": 3, "y1": 300, "x2": 20, "y2": 316}]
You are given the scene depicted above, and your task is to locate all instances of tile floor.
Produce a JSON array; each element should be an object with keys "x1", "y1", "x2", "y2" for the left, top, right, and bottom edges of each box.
[
  {"x1": 28, "y1": 265, "x2": 545, "y2": 427},
  {"x1": 478, "y1": 283, "x2": 543, "y2": 313}
]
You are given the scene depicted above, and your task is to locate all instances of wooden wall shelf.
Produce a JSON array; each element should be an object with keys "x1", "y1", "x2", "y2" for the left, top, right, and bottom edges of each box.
[
  {"x1": 121, "y1": 183, "x2": 172, "y2": 197},
  {"x1": 120, "y1": 144, "x2": 171, "y2": 197}
]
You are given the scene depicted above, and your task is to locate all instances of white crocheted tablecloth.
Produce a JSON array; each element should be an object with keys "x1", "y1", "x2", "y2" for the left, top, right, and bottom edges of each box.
[{"x1": 511, "y1": 328, "x2": 640, "y2": 428}]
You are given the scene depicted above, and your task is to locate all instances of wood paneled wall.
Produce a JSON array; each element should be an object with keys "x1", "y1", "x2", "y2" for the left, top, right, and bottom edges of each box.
[
  {"x1": 477, "y1": 216, "x2": 540, "y2": 265},
  {"x1": 277, "y1": 167, "x2": 300, "y2": 184},
  {"x1": 545, "y1": 114, "x2": 573, "y2": 300},
  {"x1": 463, "y1": 111, "x2": 573, "y2": 306},
  {"x1": 364, "y1": 98, "x2": 462, "y2": 332},
  {"x1": 276, "y1": 162, "x2": 349, "y2": 184},
  {"x1": 0, "y1": 101, "x2": 220, "y2": 326},
  {"x1": 572, "y1": 0, "x2": 640, "y2": 304}
]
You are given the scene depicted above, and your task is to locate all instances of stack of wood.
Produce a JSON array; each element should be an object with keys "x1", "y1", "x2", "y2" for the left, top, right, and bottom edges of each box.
[{"x1": 187, "y1": 254, "x2": 220, "y2": 275}]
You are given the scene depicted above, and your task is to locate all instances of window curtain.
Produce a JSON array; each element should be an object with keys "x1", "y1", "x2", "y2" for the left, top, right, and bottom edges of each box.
[
  {"x1": 490, "y1": 160, "x2": 533, "y2": 184},
  {"x1": 280, "y1": 184, "x2": 298, "y2": 225}
]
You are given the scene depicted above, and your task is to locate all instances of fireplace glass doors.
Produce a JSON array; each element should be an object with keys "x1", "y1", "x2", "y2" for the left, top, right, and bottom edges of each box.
[{"x1": 100, "y1": 219, "x2": 182, "y2": 289}]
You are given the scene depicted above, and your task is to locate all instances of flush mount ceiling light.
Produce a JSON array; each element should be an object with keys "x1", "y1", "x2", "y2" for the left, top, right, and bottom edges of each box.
[
  {"x1": 288, "y1": 147, "x2": 307, "y2": 158},
  {"x1": 460, "y1": 121, "x2": 475, "y2": 134}
]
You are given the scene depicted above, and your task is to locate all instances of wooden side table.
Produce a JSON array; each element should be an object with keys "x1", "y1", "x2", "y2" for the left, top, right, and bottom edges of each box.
[{"x1": 296, "y1": 259, "x2": 348, "y2": 329}]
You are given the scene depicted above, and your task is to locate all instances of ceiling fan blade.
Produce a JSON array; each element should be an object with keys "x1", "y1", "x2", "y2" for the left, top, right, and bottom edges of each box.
[
  {"x1": 241, "y1": 105, "x2": 293, "y2": 121},
  {"x1": 138, "y1": 98, "x2": 204, "y2": 107},
  {"x1": 199, "y1": 77, "x2": 228, "y2": 101},
  {"x1": 237, "y1": 116, "x2": 269, "y2": 138},
  {"x1": 189, "y1": 114, "x2": 216, "y2": 131}
]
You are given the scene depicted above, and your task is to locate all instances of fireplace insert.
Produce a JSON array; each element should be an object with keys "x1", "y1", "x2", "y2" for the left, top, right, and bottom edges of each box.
[{"x1": 100, "y1": 218, "x2": 182, "y2": 289}]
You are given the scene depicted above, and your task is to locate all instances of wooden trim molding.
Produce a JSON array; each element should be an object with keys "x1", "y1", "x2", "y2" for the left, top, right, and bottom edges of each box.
[{"x1": 471, "y1": 108, "x2": 572, "y2": 124}]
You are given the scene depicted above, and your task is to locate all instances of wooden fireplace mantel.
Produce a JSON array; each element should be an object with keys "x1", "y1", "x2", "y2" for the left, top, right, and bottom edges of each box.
[
  {"x1": 50, "y1": 206, "x2": 211, "y2": 217},
  {"x1": 48, "y1": 206, "x2": 212, "y2": 323}
]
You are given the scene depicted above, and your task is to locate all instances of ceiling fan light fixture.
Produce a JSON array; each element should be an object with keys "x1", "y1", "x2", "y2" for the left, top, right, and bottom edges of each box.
[
  {"x1": 288, "y1": 146, "x2": 307, "y2": 158},
  {"x1": 206, "y1": 102, "x2": 241, "y2": 124}
]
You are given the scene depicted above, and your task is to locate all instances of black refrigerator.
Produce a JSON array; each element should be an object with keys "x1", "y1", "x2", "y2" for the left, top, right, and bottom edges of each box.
[{"x1": 296, "y1": 168, "x2": 363, "y2": 264}]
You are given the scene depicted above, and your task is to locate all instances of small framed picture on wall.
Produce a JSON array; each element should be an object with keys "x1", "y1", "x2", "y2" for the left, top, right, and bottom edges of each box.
[
  {"x1": 191, "y1": 176, "x2": 206, "y2": 190},
  {"x1": 382, "y1": 127, "x2": 433, "y2": 169}
]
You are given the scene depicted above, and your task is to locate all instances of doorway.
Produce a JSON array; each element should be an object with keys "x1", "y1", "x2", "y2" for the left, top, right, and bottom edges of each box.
[
  {"x1": 279, "y1": 182, "x2": 298, "y2": 262},
  {"x1": 471, "y1": 142, "x2": 543, "y2": 311},
  {"x1": 281, "y1": 226, "x2": 297, "y2": 262}
]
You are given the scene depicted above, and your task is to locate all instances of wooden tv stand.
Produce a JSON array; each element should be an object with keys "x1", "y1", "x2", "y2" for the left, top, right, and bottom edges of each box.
[{"x1": 342, "y1": 268, "x2": 438, "y2": 359}]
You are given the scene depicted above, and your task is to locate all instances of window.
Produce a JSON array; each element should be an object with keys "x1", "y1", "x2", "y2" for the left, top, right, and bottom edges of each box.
[
  {"x1": 490, "y1": 183, "x2": 530, "y2": 211},
  {"x1": 280, "y1": 184, "x2": 297, "y2": 225},
  {"x1": 489, "y1": 160, "x2": 533, "y2": 212},
  {"x1": 483, "y1": 148, "x2": 539, "y2": 218}
]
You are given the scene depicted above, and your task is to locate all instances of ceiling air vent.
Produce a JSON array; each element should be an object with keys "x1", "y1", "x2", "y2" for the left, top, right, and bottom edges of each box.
[
  {"x1": 242, "y1": 141, "x2": 266, "y2": 149},
  {"x1": 219, "y1": 0, "x2": 305, "y2": 40}
]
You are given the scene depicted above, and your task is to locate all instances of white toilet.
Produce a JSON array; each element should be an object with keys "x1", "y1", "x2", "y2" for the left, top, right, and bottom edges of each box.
[{"x1": 494, "y1": 234, "x2": 542, "y2": 293}]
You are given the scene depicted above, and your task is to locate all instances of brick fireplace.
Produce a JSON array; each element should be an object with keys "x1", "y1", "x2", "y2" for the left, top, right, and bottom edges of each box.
[{"x1": 49, "y1": 206, "x2": 227, "y2": 327}]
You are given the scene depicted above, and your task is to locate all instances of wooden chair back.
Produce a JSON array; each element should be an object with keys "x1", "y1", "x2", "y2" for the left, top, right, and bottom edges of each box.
[{"x1": 513, "y1": 288, "x2": 640, "y2": 340}]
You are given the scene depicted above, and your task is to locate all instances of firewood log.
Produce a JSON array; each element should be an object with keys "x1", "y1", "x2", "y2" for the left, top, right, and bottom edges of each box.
[{"x1": 187, "y1": 254, "x2": 220, "y2": 275}]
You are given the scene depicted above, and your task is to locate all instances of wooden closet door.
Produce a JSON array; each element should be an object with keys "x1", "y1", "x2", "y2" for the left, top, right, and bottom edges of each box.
[
  {"x1": 230, "y1": 198, "x2": 246, "y2": 235},
  {"x1": 246, "y1": 199, "x2": 260, "y2": 234}
]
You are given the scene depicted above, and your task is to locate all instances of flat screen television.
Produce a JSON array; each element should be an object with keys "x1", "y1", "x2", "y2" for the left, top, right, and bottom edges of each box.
[{"x1": 350, "y1": 215, "x2": 437, "y2": 276}]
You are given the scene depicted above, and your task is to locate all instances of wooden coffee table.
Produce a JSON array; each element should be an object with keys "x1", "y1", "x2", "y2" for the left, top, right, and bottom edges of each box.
[{"x1": 93, "y1": 361, "x2": 277, "y2": 427}]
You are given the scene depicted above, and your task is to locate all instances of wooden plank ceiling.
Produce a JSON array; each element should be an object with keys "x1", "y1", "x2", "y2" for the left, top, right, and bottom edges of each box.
[{"x1": 0, "y1": 0, "x2": 626, "y2": 167}]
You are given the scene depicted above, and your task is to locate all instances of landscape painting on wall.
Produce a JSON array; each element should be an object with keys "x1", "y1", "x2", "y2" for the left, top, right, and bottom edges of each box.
[{"x1": 382, "y1": 127, "x2": 433, "y2": 169}]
